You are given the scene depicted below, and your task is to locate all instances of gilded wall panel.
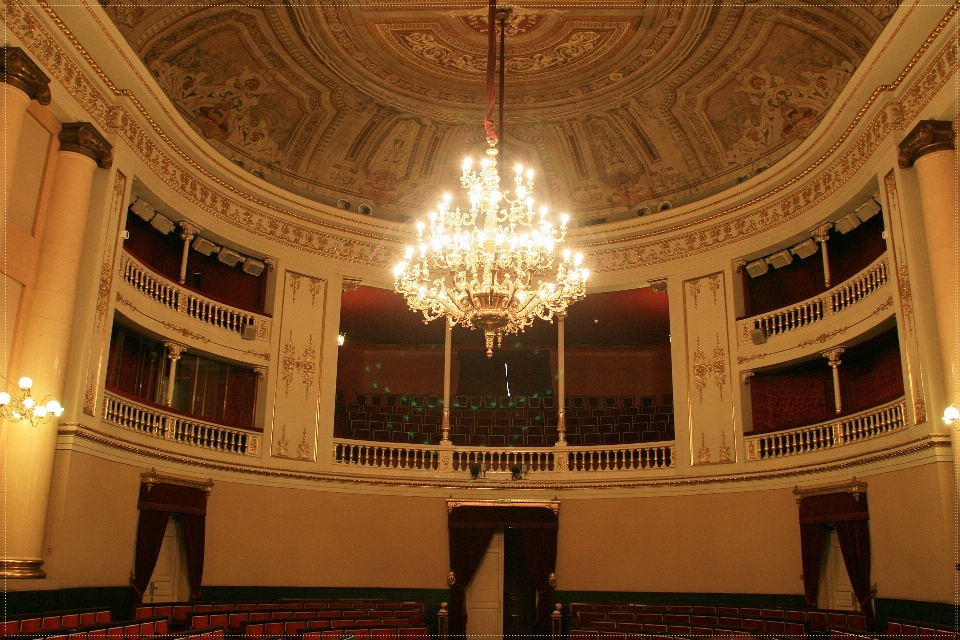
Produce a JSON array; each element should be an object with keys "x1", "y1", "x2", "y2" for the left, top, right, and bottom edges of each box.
[
  {"x1": 270, "y1": 271, "x2": 328, "y2": 461},
  {"x1": 683, "y1": 271, "x2": 737, "y2": 465}
]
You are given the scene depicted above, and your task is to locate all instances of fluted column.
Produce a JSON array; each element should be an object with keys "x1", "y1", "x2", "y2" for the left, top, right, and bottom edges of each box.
[
  {"x1": 0, "y1": 48, "x2": 51, "y2": 220},
  {"x1": 555, "y1": 315, "x2": 567, "y2": 445},
  {"x1": 177, "y1": 221, "x2": 201, "y2": 284},
  {"x1": 1, "y1": 122, "x2": 112, "y2": 578},
  {"x1": 163, "y1": 342, "x2": 187, "y2": 407},
  {"x1": 898, "y1": 121, "x2": 958, "y2": 411},
  {"x1": 441, "y1": 321, "x2": 452, "y2": 443},
  {"x1": 811, "y1": 223, "x2": 833, "y2": 289},
  {"x1": 823, "y1": 347, "x2": 845, "y2": 414}
]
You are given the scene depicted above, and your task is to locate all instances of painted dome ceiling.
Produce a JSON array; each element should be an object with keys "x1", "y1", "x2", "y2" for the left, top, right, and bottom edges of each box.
[{"x1": 103, "y1": 0, "x2": 898, "y2": 223}]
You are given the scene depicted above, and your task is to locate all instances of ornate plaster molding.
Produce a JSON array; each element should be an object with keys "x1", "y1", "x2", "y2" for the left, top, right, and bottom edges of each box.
[
  {"x1": 58, "y1": 122, "x2": 113, "y2": 168},
  {"x1": 897, "y1": 119, "x2": 955, "y2": 168},
  {"x1": 0, "y1": 46, "x2": 50, "y2": 103}
]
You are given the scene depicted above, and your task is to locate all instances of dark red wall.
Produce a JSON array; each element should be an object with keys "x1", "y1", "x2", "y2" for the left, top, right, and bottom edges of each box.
[
  {"x1": 124, "y1": 209, "x2": 267, "y2": 314},
  {"x1": 743, "y1": 211, "x2": 886, "y2": 317},
  {"x1": 839, "y1": 327, "x2": 904, "y2": 414}
]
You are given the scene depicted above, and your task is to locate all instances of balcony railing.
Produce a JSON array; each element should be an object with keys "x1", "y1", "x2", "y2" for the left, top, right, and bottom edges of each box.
[
  {"x1": 332, "y1": 439, "x2": 674, "y2": 473},
  {"x1": 119, "y1": 251, "x2": 271, "y2": 340},
  {"x1": 738, "y1": 253, "x2": 889, "y2": 343},
  {"x1": 103, "y1": 390, "x2": 261, "y2": 456},
  {"x1": 744, "y1": 397, "x2": 906, "y2": 461}
]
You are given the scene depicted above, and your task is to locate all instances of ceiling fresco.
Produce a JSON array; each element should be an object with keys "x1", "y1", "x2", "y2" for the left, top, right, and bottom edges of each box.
[{"x1": 102, "y1": 0, "x2": 898, "y2": 223}]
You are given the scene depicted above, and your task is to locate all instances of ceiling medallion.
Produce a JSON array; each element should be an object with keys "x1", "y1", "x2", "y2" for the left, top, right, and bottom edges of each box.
[{"x1": 394, "y1": 0, "x2": 588, "y2": 357}]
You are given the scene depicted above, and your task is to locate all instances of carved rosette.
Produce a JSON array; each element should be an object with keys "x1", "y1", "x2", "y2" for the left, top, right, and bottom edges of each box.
[
  {"x1": 59, "y1": 122, "x2": 113, "y2": 168},
  {"x1": 0, "y1": 47, "x2": 51, "y2": 104},
  {"x1": 898, "y1": 120, "x2": 955, "y2": 168}
]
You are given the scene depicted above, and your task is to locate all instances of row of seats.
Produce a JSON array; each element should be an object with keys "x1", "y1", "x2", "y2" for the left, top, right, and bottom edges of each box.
[
  {"x1": 1, "y1": 608, "x2": 112, "y2": 636},
  {"x1": 887, "y1": 619, "x2": 958, "y2": 639},
  {"x1": 336, "y1": 393, "x2": 675, "y2": 447},
  {"x1": 186, "y1": 609, "x2": 422, "y2": 635},
  {"x1": 22, "y1": 616, "x2": 167, "y2": 640},
  {"x1": 573, "y1": 614, "x2": 807, "y2": 638},
  {"x1": 135, "y1": 601, "x2": 424, "y2": 630},
  {"x1": 567, "y1": 602, "x2": 868, "y2": 632}
]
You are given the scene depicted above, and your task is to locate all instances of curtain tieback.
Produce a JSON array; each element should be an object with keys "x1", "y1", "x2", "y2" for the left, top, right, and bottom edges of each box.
[
  {"x1": 858, "y1": 586, "x2": 877, "y2": 609},
  {"x1": 548, "y1": 572, "x2": 557, "y2": 588},
  {"x1": 447, "y1": 571, "x2": 456, "y2": 587},
  {"x1": 130, "y1": 575, "x2": 144, "y2": 597}
]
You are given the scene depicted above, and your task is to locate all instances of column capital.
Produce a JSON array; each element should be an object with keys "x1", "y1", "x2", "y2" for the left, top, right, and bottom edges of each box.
[
  {"x1": 811, "y1": 222, "x2": 833, "y2": 243},
  {"x1": 898, "y1": 120, "x2": 954, "y2": 168},
  {"x1": 263, "y1": 256, "x2": 277, "y2": 271},
  {"x1": 740, "y1": 371, "x2": 755, "y2": 386},
  {"x1": 821, "y1": 347, "x2": 845, "y2": 367},
  {"x1": 732, "y1": 259, "x2": 747, "y2": 274},
  {"x1": 179, "y1": 220, "x2": 202, "y2": 241},
  {"x1": 253, "y1": 365, "x2": 267, "y2": 380},
  {"x1": 0, "y1": 47, "x2": 51, "y2": 105},
  {"x1": 163, "y1": 341, "x2": 188, "y2": 361},
  {"x1": 647, "y1": 278, "x2": 668, "y2": 294},
  {"x1": 58, "y1": 122, "x2": 113, "y2": 168},
  {"x1": 341, "y1": 277, "x2": 361, "y2": 293}
]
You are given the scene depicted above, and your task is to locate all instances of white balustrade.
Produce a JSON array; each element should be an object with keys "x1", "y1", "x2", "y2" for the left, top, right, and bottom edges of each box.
[
  {"x1": 103, "y1": 390, "x2": 261, "y2": 456},
  {"x1": 119, "y1": 251, "x2": 271, "y2": 339},
  {"x1": 331, "y1": 439, "x2": 674, "y2": 473},
  {"x1": 563, "y1": 443, "x2": 674, "y2": 471},
  {"x1": 739, "y1": 254, "x2": 889, "y2": 342},
  {"x1": 745, "y1": 397, "x2": 905, "y2": 461}
]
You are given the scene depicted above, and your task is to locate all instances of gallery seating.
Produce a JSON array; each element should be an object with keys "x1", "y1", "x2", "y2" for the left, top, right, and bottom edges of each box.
[
  {"x1": 0, "y1": 608, "x2": 113, "y2": 637},
  {"x1": 334, "y1": 393, "x2": 675, "y2": 447},
  {"x1": 19, "y1": 616, "x2": 168, "y2": 640}
]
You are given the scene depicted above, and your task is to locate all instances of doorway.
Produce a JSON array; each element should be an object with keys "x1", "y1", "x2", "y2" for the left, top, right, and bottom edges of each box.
[
  {"x1": 465, "y1": 529, "x2": 540, "y2": 640},
  {"x1": 143, "y1": 516, "x2": 188, "y2": 603},
  {"x1": 503, "y1": 528, "x2": 538, "y2": 638}
]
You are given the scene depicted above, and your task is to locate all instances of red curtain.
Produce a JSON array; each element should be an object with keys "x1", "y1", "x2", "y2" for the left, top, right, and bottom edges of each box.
[
  {"x1": 131, "y1": 509, "x2": 171, "y2": 604},
  {"x1": 518, "y1": 528, "x2": 558, "y2": 634},
  {"x1": 135, "y1": 481, "x2": 210, "y2": 603},
  {"x1": 448, "y1": 527, "x2": 496, "y2": 638},
  {"x1": 799, "y1": 523, "x2": 826, "y2": 607},
  {"x1": 181, "y1": 513, "x2": 207, "y2": 601},
  {"x1": 836, "y1": 520, "x2": 876, "y2": 628}
]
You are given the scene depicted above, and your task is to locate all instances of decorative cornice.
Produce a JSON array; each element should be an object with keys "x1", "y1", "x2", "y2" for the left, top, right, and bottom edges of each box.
[
  {"x1": 446, "y1": 498, "x2": 560, "y2": 513},
  {"x1": 58, "y1": 122, "x2": 112, "y2": 168},
  {"x1": 793, "y1": 476, "x2": 867, "y2": 503},
  {"x1": 140, "y1": 467, "x2": 214, "y2": 493},
  {"x1": 0, "y1": 46, "x2": 50, "y2": 104},
  {"x1": 898, "y1": 119, "x2": 955, "y2": 168}
]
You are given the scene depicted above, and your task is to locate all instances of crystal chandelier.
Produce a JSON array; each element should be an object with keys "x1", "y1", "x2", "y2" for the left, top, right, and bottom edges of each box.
[
  {"x1": 393, "y1": 1, "x2": 588, "y2": 357},
  {"x1": 0, "y1": 377, "x2": 63, "y2": 427}
]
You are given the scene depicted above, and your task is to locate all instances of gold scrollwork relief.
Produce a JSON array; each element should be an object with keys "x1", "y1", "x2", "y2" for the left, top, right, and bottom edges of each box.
[
  {"x1": 692, "y1": 334, "x2": 727, "y2": 403},
  {"x1": 687, "y1": 279, "x2": 702, "y2": 309},
  {"x1": 281, "y1": 331, "x2": 318, "y2": 400},
  {"x1": 297, "y1": 427, "x2": 311, "y2": 460},
  {"x1": 697, "y1": 433, "x2": 710, "y2": 464},
  {"x1": 274, "y1": 425, "x2": 289, "y2": 458}
]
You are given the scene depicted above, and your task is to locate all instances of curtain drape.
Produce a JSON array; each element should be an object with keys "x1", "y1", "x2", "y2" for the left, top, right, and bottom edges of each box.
[
  {"x1": 799, "y1": 522, "x2": 826, "y2": 607},
  {"x1": 836, "y1": 519, "x2": 875, "y2": 628},
  {"x1": 181, "y1": 513, "x2": 207, "y2": 601},
  {"x1": 518, "y1": 527, "x2": 558, "y2": 634},
  {"x1": 448, "y1": 527, "x2": 496, "y2": 639},
  {"x1": 131, "y1": 509, "x2": 171, "y2": 603}
]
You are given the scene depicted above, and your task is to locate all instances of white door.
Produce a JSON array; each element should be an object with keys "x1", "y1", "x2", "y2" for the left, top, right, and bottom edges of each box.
[
  {"x1": 144, "y1": 517, "x2": 183, "y2": 603},
  {"x1": 466, "y1": 531, "x2": 504, "y2": 640},
  {"x1": 818, "y1": 527, "x2": 857, "y2": 610}
]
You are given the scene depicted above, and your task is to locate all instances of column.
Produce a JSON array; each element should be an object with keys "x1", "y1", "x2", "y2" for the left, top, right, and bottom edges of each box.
[
  {"x1": 1, "y1": 122, "x2": 112, "y2": 578},
  {"x1": 898, "y1": 121, "x2": 958, "y2": 412},
  {"x1": 163, "y1": 341, "x2": 187, "y2": 407},
  {"x1": 823, "y1": 347, "x2": 844, "y2": 414},
  {"x1": 442, "y1": 321, "x2": 452, "y2": 443},
  {"x1": 555, "y1": 315, "x2": 567, "y2": 445},
  {"x1": 178, "y1": 221, "x2": 201, "y2": 284},
  {"x1": 811, "y1": 223, "x2": 833, "y2": 289},
  {"x1": 0, "y1": 48, "x2": 51, "y2": 219}
]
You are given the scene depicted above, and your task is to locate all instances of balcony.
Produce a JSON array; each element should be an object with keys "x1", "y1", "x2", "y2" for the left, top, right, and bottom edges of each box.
[
  {"x1": 118, "y1": 251, "x2": 271, "y2": 342},
  {"x1": 738, "y1": 253, "x2": 889, "y2": 345}
]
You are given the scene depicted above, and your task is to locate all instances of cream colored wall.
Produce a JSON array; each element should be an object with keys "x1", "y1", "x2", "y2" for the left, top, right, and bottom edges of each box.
[{"x1": 31, "y1": 450, "x2": 955, "y2": 605}]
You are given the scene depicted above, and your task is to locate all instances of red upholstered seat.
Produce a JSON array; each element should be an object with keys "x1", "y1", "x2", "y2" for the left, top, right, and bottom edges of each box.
[{"x1": 370, "y1": 629, "x2": 398, "y2": 640}]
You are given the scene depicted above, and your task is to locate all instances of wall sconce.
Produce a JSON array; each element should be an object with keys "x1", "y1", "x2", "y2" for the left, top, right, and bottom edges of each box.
[
  {"x1": 0, "y1": 377, "x2": 63, "y2": 427},
  {"x1": 943, "y1": 405, "x2": 959, "y2": 426},
  {"x1": 337, "y1": 333, "x2": 345, "y2": 347}
]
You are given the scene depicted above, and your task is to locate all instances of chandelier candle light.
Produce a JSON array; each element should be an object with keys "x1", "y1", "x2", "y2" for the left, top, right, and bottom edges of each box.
[
  {"x1": 393, "y1": 0, "x2": 588, "y2": 356},
  {"x1": 0, "y1": 377, "x2": 63, "y2": 428}
]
